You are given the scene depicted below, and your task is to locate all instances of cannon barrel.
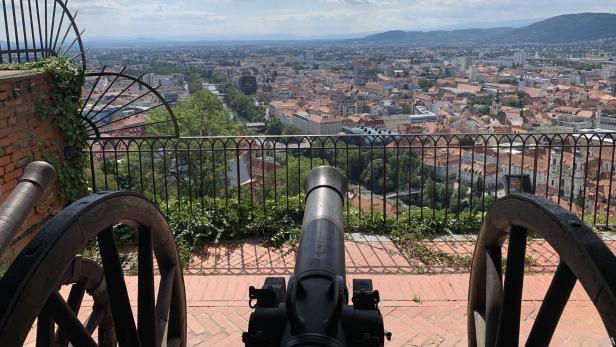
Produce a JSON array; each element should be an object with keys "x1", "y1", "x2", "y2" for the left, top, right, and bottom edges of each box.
[
  {"x1": 284, "y1": 166, "x2": 348, "y2": 346},
  {"x1": 295, "y1": 166, "x2": 347, "y2": 280},
  {"x1": 0, "y1": 161, "x2": 56, "y2": 257}
]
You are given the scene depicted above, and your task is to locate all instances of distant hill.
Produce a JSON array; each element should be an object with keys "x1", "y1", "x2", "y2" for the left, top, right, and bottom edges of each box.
[
  {"x1": 358, "y1": 28, "x2": 514, "y2": 45},
  {"x1": 355, "y1": 13, "x2": 616, "y2": 45},
  {"x1": 496, "y1": 13, "x2": 616, "y2": 43}
]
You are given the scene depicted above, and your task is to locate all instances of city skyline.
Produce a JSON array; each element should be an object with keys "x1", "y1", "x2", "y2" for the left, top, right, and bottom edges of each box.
[{"x1": 76, "y1": 0, "x2": 616, "y2": 40}]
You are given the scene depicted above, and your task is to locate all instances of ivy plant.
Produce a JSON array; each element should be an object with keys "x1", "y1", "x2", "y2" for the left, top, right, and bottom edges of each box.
[{"x1": 0, "y1": 57, "x2": 87, "y2": 202}]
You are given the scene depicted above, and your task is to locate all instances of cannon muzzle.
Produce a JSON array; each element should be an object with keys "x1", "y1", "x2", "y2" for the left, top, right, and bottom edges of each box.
[{"x1": 0, "y1": 161, "x2": 56, "y2": 258}]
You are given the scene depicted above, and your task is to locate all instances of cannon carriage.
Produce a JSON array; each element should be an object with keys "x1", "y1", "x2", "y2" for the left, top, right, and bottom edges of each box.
[{"x1": 0, "y1": 163, "x2": 614, "y2": 346}]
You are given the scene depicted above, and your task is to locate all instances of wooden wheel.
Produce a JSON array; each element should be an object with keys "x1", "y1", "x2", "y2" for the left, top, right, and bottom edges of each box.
[
  {"x1": 0, "y1": 191, "x2": 186, "y2": 346},
  {"x1": 468, "y1": 193, "x2": 616, "y2": 346}
]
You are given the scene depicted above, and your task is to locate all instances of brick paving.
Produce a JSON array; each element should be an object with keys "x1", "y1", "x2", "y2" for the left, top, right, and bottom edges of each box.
[{"x1": 25, "y1": 237, "x2": 616, "y2": 346}]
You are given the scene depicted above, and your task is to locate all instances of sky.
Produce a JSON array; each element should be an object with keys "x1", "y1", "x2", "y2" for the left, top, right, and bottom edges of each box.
[{"x1": 71, "y1": 0, "x2": 616, "y2": 40}]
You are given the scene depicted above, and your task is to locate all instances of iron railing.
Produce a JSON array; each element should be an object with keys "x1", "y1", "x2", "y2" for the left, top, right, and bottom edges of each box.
[{"x1": 85, "y1": 133, "x2": 616, "y2": 232}]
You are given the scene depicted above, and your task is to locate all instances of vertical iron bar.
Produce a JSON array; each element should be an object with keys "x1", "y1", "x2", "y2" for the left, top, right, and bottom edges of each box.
[
  {"x1": 507, "y1": 138, "x2": 513, "y2": 194},
  {"x1": 47, "y1": 0, "x2": 56, "y2": 54},
  {"x1": 126, "y1": 141, "x2": 132, "y2": 191},
  {"x1": 285, "y1": 141, "x2": 289, "y2": 211},
  {"x1": 605, "y1": 139, "x2": 616, "y2": 227},
  {"x1": 249, "y1": 141, "x2": 254, "y2": 212},
  {"x1": 345, "y1": 140, "x2": 350, "y2": 226},
  {"x1": 444, "y1": 140, "x2": 450, "y2": 220},
  {"x1": 2, "y1": 0, "x2": 11, "y2": 63},
  {"x1": 545, "y1": 137, "x2": 553, "y2": 199},
  {"x1": 481, "y1": 139, "x2": 488, "y2": 221},
  {"x1": 593, "y1": 137, "x2": 603, "y2": 226},
  {"x1": 370, "y1": 140, "x2": 374, "y2": 222},
  {"x1": 532, "y1": 137, "x2": 539, "y2": 194},
  {"x1": 432, "y1": 138, "x2": 437, "y2": 220},
  {"x1": 174, "y1": 142, "x2": 180, "y2": 212},
  {"x1": 88, "y1": 143, "x2": 96, "y2": 193},
  {"x1": 236, "y1": 142, "x2": 241, "y2": 211},
  {"x1": 51, "y1": 0, "x2": 65, "y2": 52},
  {"x1": 19, "y1": 0, "x2": 29, "y2": 62},
  {"x1": 420, "y1": 138, "x2": 425, "y2": 219},
  {"x1": 11, "y1": 0, "x2": 21, "y2": 63},
  {"x1": 469, "y1": 140, "x2": 475, "y2": 212},
  {"x1": 581, "y1": 139, "x2": 590, "y2": 220},
  {"x1": 382, "y1": 141, "x2": 387, "y2": 223},
  {"x1": 27, "y1": 0, "x2": 36, "y2": 60},
  {"x1": 35, "y1": 0, "x2": 41, "y2": 57},
  {"x1": 137, "y1": 142, "x2": 144, "y2": 195},
  {"x1": 187, "y1": 142, "x2": 193, "y2": 214},
  {"x1": 273, "y1": 140, "x2": 277, "y2": 206},
  {"x1": 224, "y1": 141, "x2": 229, "y2": 207},
  {"x1": 557, "y1": 139, "x2": 565, "y2": 205},
  {"x1": 457, "y1": 139, "x2": 463, "y2": 229},
  {"x1": 44, "y1": 0, "x2": 47, "y2": 55},
  {"x1": 199, "y1": 141, "x2": 205, "y2": 209},
  {"x1": 569, "y1": 140, "x2": 578, "y2": 211},
  {"x1": 494, "y1": 137, "x2": 501, "y2": 216},
  {"x1": 395, "y1": 139, "x2": 400, "y2": 221},
  {"x1": 261, "y1": 142, "x2": 265, "y2": 211},
  {"x1": 149, "y1": 141, "x2": 157, "y2": 206}
]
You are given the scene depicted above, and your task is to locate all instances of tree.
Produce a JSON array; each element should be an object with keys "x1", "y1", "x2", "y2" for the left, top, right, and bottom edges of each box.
[
  {"x1": 149, "y1": 89, "x2": 243, "y2": 137},
  {"x1": 264, "y1": 156, "x2": 327, "y2": 198},
  {"x1": 266, "y1": 117, "x2": 283, "y2": 135},
  {"x1": 187, "y1": 73, "x2": 203, "y2": 95},
  {"x1": 476, "y1": 105, "x2": 491, "y2": 116},
  {"x1": 575, "y1": 188, "x2": 586, "y2": 210},
  {"x1": 473, "y1": 177, "x2": 485, "y2": 197},
  {"x1": 212, "y1": 71, "x2": 266, "y2": 123},
  {"x1": 282, "y1": 124, "x2": 301, "y2": 136},
  {"x1": 418, "y1": 78, "x2": 434, "y2": 92}
]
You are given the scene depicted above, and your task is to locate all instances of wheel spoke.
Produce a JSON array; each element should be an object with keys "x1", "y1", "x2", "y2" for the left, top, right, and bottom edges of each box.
[
  {"x1": 138, "y1": 226, "x2": 157, "y2": 346},
  {"x1": 36, "y1": 305, "x2": 54, "y2": 347},
  {"x1": 56, "y1": 281, "x2": 87, "y2": 347},
  {"x1": 156, "y1": 267, "x2": 176, "y2": 347},
  {"x1": 496, "y1": 227, "x2": 527, "y2": 346},
  {"x1": 485, "y1": 246, "x2": 502, "y2": 347},
  {"x1": 98, "y1": 226, "x2": 141, "y2": 347},
  {"x1": 525, "y1": 262, "x2": 577, "y2": 346},
  {"x1": 84, "y1": 308, "x2": 105, "y2": 335},
  {"x1": 45, "y1": 291, "x2": 97, "y2": 347}
]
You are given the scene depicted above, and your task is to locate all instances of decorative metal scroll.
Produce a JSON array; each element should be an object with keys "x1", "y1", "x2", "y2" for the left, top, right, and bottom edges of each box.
[
  {"x1": 81, "y1": 67, "x2": 180, "y2": 138},
  {"x1": 0, "y1": 0, "x2": 86, "y2": 69}
]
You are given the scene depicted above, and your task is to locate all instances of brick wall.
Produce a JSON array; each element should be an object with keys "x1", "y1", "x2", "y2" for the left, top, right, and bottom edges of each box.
[{"x1": 0, "y1": 70, "x2": 66, "y2": 262}]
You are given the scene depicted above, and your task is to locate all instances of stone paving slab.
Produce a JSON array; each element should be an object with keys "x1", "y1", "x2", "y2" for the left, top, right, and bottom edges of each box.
[
  {"x1": 186, "y1": 238, "x2": 616, "y2": 275},
  {"x1": 24, "y1": 236, "x2": 616, "y2": 346},
  {"x1": 27, "y1": 274, "x2": 610, "y2": 346}
]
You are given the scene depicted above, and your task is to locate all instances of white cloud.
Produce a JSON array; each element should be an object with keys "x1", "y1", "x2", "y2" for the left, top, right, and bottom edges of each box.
[{"x1": 72, "y1": 0, "x2": 616, "y2": 39}]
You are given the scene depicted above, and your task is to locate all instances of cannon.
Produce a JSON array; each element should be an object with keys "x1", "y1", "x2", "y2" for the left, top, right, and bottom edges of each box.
[
  {"x1": 243, "y1": 166, "x2": 616, "y2": 347},
  {"x1": 0, "y1": 162, "x2": 186, "y2": 346},
  {"x1": 242, "y1": 166, "x2": 389, "y2": 347}
]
